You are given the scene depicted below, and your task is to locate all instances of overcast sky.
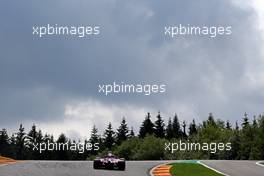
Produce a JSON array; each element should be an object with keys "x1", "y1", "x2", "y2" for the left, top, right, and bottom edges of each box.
[{"x1": 1, "y1": 0, "x2": 264, "y2": 140}]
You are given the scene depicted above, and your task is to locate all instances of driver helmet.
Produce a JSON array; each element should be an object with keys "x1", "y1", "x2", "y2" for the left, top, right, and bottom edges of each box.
[{"x1": 107, "y1": 151, "x2": 113, "y2": 157}]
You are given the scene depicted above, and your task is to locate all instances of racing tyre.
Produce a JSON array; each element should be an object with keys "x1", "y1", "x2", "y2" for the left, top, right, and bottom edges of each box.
[
  {"x1": 118, "y1": 161, "x2": 126, "y2": 171},
  {"x1": 93, "y1": 160, "x2": 100, "y2": 169}
]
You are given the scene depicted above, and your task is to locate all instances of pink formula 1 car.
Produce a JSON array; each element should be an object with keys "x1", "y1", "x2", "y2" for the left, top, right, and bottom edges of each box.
[{"x1": 93, "y1": 152, "x2": 126, "y2": 170}]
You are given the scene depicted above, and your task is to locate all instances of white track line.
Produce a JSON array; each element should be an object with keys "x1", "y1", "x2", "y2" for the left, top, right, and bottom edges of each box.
[
  {"x1": 198, "y1": 161, "x2": 229, "y2": 176},
  {"x1": 256, "y1": 161, "x2": 264, "y2": 167}
]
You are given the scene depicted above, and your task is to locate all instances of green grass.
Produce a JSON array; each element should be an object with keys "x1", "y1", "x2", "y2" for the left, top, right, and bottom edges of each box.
[{"x1": 169, "y1": 163, "x2": 223, "y2": 176}]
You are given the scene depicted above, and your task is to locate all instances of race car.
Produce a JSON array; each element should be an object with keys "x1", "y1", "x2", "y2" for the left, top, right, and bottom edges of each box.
[{"x1": 93, "y1": 152, "x2": 126, "y2": 170}]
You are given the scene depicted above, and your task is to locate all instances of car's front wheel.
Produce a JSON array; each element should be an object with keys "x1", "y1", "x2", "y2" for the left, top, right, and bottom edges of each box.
[{"x1": 118, "y1": 162, "x2": 126, "y2": 171}]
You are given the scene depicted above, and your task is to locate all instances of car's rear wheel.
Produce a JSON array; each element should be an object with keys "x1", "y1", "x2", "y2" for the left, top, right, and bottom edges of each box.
[{"x1": 93, "y1": 160, "x2": 100, "y2": 169}]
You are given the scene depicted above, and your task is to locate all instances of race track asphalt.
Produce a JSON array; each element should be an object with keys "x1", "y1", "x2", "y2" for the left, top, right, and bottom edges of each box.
[
  {"x1": 0, "y1": 161, "x2": 165, "y2": 176},
  {"x1": 201, "y1": 160, "x2": 264, "y2": 176},
  {"x1": 1, "y1": 160, "x2": 264, "y2": 176}
]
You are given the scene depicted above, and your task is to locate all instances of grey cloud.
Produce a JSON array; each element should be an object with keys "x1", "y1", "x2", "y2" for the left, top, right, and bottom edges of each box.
[{"x1": 0, "y1": 0, "x2": 263, "y2": 132}]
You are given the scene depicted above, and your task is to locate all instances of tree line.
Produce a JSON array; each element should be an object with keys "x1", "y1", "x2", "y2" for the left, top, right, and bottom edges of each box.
[{"x1": 0, "y1": 112, "x2": 264, "y2": 160}]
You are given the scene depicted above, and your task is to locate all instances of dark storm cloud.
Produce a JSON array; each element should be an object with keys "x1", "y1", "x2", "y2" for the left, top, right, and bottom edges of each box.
[{"x1": 0, "y1": 0, "x2": 263, "y2": 131}]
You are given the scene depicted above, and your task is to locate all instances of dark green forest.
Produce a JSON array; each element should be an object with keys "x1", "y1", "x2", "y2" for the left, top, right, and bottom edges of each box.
[{"x1": 0, "y1": 112, "x2": 264, "y2": 160}]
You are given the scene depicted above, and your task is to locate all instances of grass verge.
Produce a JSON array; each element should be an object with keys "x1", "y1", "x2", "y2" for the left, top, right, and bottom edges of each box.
[{"x1": 169, "y1": 163, "x2": 223, "y2": 176}]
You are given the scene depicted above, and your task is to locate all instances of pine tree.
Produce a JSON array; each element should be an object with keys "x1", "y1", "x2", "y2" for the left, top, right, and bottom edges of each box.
[
  {"x1": 36, "y1": 130, "x2": 43, "y2": 159},
  {"x1": 9, "y1": 134, "x2": 16, "y2": 158},
  {"x1": 90, "y1": 125, "x2": 99, "y2": 144},
  {"x1": 189, "y1": 119, "x2": 197, "y2": 136},
  {"x1": 235, "y1": 121, "x2": 239, "y2": 130},
  {"x1": 154, "y1": 112, "x2": 165, "y2": 138},
  {"x1": 139, "y1": 112, "x2": 154, "y2": 138},
  {"x1": 16, "y1": 124, "x2": 27, "y2": 159},
  {"x1": 129, "y1": 127, "x2": 135, "y2": 138},
  {"x1": 166, "y1": 117, "x2": 174, "y2": 139},
  {"x1": 172, "y1": 114, "x2": 181, "y2": 138},
  {"x1": 56, "y1": 133, "x2": 68, "y2": 160},
  {"x1": 182, "y1": 121, "x2": 187, "y2": 138},
  {"x1": 28, "y1": 124, "x2": 37, "y2": 142},
  {"x1": 259, "y1": 114, "x2": 264, "y2": 158},
  {"x1": 42, "y1": 133, "x2": 54, "y2": 160},
  {"x1": 36, "y1": 130, "x2": 43, "y2": 143},
  {"x1": 0, "y1": 129, "x2": 9, "y2": 156},
  {"x1": 252, "y1": 116, "x2": 258, "y2": 129},
  {"x1": 207, "y1": 113, "x2": 216, "y2": 127},
  {"x1": 98, "y1": 135, "x2": 104, "y2": 152},
  {"x1": 116, "y1": 117, "x2": 129, "y2": 144},
  {"x1": 27, "y1": 124, "x2": 39, "y2": 159},
  {"x1": 230, "y1": 122, "x2": 241, "y2": 159},
  {"x1": 226, "y1": 120, "x2": 232, "y2": 130},
  {"x1": 89, "y1": 125, "x2": 99, "y2": 154},
  {"x1": 242, "y1": 112, "x2": 249, "y2": 128},
  {"x1": 104, "y1": 123, "x2": 115, "y2": 149},
  {"x1": 249, "y1": 115, "x2": 261, "y2": 159},
  {"x1": 240, "y1": 113, "x2": 253, "y2": 159}
]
